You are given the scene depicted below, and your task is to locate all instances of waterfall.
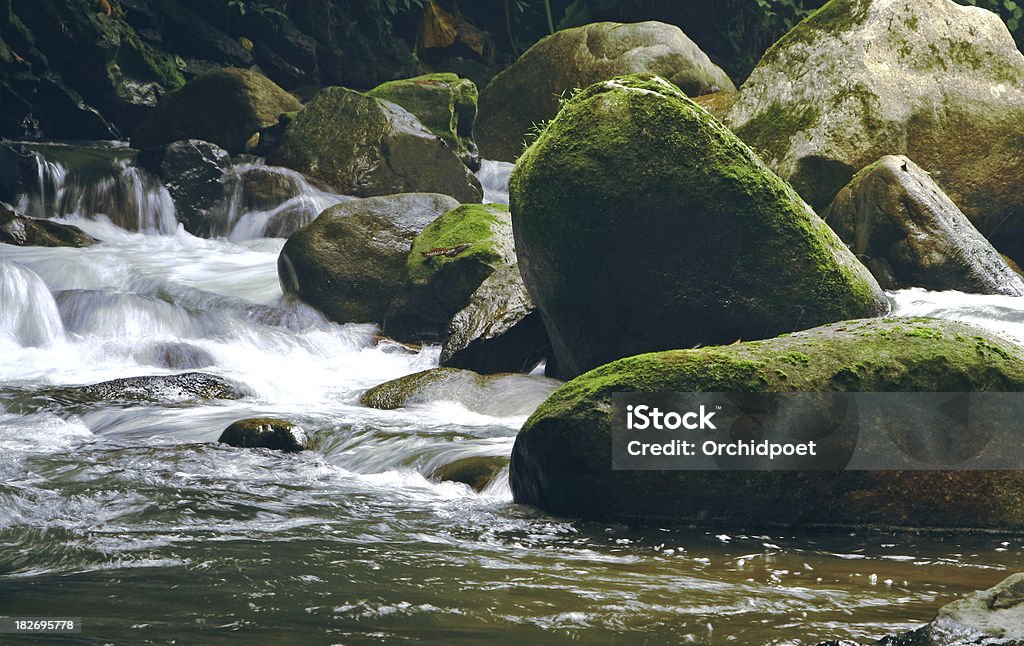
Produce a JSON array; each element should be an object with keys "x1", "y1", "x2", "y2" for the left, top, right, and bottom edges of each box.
[
  {"x1": 477, "y1": 160, "x2": 514, "y2": 205},
  {"x1": 0, "y1": 259, "x2": 64, "y2": 347}
]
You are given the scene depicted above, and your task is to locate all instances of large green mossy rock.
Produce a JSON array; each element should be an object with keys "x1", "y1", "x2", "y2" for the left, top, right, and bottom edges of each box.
[
  {"x1": 367, "y1": 73, "x2": 480, "y2": 170},
  {"x1": 267, "y1": 86, "x2": 482, "y2": 203},
  {"x1": 477, "y1": 21, "x2": 735, "y2": 162},
  {"x1": 510, "y1": 75, "x2": 887, "y2": 380},
  {"x1": 510, "y1": 318, "x2": 1024, "y2": 531},
  {"x1": 823, "y1": 155, "x2": 1024, "y2": 296},
  {"x1": 385, "y1": 203, "x2": 549, "y2": 374},
  {"x1": 131, "y1": 68, "x2": 302, "y2": 153},
  {"x1": 726, "y1": 0, "x2": 1024, "y2": 256},
  {"x1": 277, "y1": 193, "x2": 459, "y2": 324}
]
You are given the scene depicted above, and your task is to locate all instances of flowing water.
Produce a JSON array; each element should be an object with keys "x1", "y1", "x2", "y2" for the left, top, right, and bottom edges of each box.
[{"x1": 2, "y1": 146, "x2": 1024, "y2": 645}]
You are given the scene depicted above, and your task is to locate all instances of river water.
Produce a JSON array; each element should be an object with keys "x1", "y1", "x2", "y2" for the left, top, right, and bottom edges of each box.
[{"x1": 2, "y1": 147, "x2": 1024, "y2": 645}]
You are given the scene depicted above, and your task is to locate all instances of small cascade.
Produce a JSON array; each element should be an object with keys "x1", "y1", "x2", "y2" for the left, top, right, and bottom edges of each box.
[
  {"x1": 477, "y1": 160, "x2": 513, "y2": 205},
  {"x1": 223, "y1": 163, "x2": 348, "y2": 241},
  {"x1": 16, "y1": 146, "x2": 177, "y2": 234},
  {"x1": 0, "y1": 259, "x2": 64, "y2": 347}
]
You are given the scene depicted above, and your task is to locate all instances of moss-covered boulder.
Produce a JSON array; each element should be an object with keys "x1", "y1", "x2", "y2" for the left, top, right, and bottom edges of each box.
[
  {"x1": 267, "y1": 86, "x2": 482, "y2": 203},
  {"x1": 385, "y1": 203, "x2": 549, "y2": 374},
  {"x1": 726, "y1": 0, "x2": 1024, "y2": 257},
  {"x1": 361, "y1": 367, "x2": 560, "y2": 418},
  {"x1": 218, "y1": 418, "x2": 308, "y2": 453},
  {"x1": 511, "y1": 318, "x2": 1024, "y2": 531},
  {"x1": 278, "y1": 193, "x2": 459, "y2": 324},
  {"x1": 477, "y1": 21, "x2": 736, "y2": 162},
  {"x1": 0, "y1": 203, "x2": 96, "y2": 247},
  {"x1": 367, "y1": 73, "x2": 480, "y2": 171},
  {"x1": 824, "y1": 155, "x2": 1024, "y2": 295},
  {"x1": 510, "y1": 75, "x2": 887, "y2": 380},
  {"x1": 135, "y1": 139, "x2": 230, "y2": 237},
  {"x1": 131, "y1": 68, "x2": 302, "y2": 153}
]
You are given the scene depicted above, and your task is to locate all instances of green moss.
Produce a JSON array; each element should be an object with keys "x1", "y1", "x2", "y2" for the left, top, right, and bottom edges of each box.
[
  {"x1": 406, "y1": 204, "x2": 506, "y2": 285},
  {"x1": 780, "y1": 351, "x2": 811, "y2": 364},
  {"x1": 759, "y1": 0, "x2": 871, "y2": 67},
  {"x1": 905, "y1": 325, "x2": 943, "y2": 339},
  {"x1": 733, "y1": 101, "x2": 819, "y2": 164}
]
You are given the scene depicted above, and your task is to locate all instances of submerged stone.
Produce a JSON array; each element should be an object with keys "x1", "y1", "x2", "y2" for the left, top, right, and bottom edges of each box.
[
  {"x1": 510, "y1": 74, "x2": 887, "y2": 379},
  {"x1": 510, "y1": 317, "x2": 1024, "y2": 531},
  {"x1": 218, "y1": 417, "x2": 308, "y2": 452},
  {"x1": 430, "y1": 456, "x2": 507, "y2": 492},
  {"x1": 726, "y1": 0, "x2": 1024, "y2": 257}
]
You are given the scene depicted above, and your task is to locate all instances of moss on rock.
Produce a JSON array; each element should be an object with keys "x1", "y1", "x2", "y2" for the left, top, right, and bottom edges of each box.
[
  {"x1": 510, "y1": 74, "x2": 887, "y2": 379},
  {"x1": 511, "y1": 317, "x2": 1024, "y2": 531}
]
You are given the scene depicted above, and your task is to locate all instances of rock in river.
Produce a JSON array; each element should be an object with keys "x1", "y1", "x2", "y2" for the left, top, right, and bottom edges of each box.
[
  {"x1": 385, "y1": 203, "x2": 549, "y2": 374},
  {"x1": 219, "y1": 418, "x2": 308, "y2": 452},
  {"x1": 268, "y1": 86, "x2": 482, "y2": 203},
  {"x1": 0, "y1": 203, "x2": 97, "y2": 247},
  {"x1": 510, "y1": 318, "x2": 1024, "y2": 531},
  {"x1": 131, "y1": 68, "x2": 302, "y2": 153},
  {"x1": 510, "y1": 74, "x2": 887, "y2": 379},
  {"x1": 278, "y1": 193, "x2": 459, "y2": 324},
  {"x1": 824, "y1": 155, "x2": 1024, "y2": 295},
  {"x1": 477, "y1": 21, "x2": 735, "y2": 161},
  {"x1": 726, "y1": 0, "x2": 1024, "y2": 257}
]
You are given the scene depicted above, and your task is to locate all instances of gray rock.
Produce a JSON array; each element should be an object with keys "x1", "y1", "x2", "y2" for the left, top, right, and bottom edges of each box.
[
  {"x1": 277, "y1": 193, "x2": 459, "y2": 324},
  {"x1": 0, "y1": 202, "x2": 97, "y2": 247},
  {"x1": 268, "y1": 86, "x2": 482, "y2": 203},
  {"x1": 726, "y1": 0, "x2": 1024, "y2": 257},
  {"x1": 218, "y1": 417, "x2": 308, "y2": 452},
  {"x1": 135, "y1": 139, "x2": 230, "y2": 237},
  {"x1": 477, "y1": 20, "x2": 736, "y2": 162},
  {"x1": 824, "y1": 156, "x2": 1024, "y2": 295}
]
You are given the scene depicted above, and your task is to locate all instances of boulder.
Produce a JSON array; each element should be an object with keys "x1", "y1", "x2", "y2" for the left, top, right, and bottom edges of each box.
[
  {"x1": 429, "y1": 456, "x2": 507, "y2": 492},
  {"x1": 135, "y1": 139, "x2": 230, "y2": 237},
  {"x1": 367, "y1": 73, "x2": 481, "y2": 170},
  {"x1": 824, "y1": 155, "x2": 1024, "y2": 296},
  {"x1": 277, "y1": 193, "x2": 459, "y2": 324},
  {"x1": 0, "y1": 203, "x2": 97, "y2": 247},
  {"x1": 510, "y1": 75, "x2": 888, "y2": 380},
  {"x1": 385, "y1": 203, "x2": 549, "y2": 374},
  {"x1": 361, "y1": 367, "x2": 559, "y2": 417},
  {"x1": 23, "y1": 372, "x2": 248, "y2": 413},
  {"x1": 268, "y1": 86, "x2": 482, "y2": 203},
  {"x1": 131, "y1": 68, "x2": 302, "y2": 153},
  {"x1": 477, "y1": 21, "x2": 736, "y2": 161},
  {"x1": 726, "y1": 0, "x2": 1024, "y2": 257},
  {"x1": 218, "y1": 417, "x2": 308, "y2": 452},
  {"x1": 868, "y1": 573, "x2": 1024, "y2": 645},
  {"x1": 510, "y1": 317, "x2": 1024, "y2": 530}
]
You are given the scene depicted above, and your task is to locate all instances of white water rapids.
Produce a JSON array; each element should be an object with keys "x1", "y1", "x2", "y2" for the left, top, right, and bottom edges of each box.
[{"x1": 1, "y1": 147, "x2": 1023, "y2": 645}]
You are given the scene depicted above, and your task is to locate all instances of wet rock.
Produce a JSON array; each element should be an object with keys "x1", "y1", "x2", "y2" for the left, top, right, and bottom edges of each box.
[
  {"x1": 385, "y1": 203, "x2": 549, "y2": 374},
  {"x1": 825, "y1": 156, "x2": 1024, "y2": 295},
  {"x1": 28, "y1": 372, "x2": 247, "y2": 411},
  {"x1": 131, "y1": 68, "x2": 302, "y2": 153},
  {"x1": 430, "y1": 456, "x2": 507, "y2": 492},
  {"x1": 477, "y1": 21, "x2": 735, "y2": 161},
  {"x1": 135, "y1": 139, "x2": 230, "y2": 237},
  {"x1": 510, "y1": 317, "x2": 1024, "y2": 530},
  {"x1": 361, "y1": 367, "x2": 560, "y2": 417},
  {"x1": 268, "y1": 86, "x2": 482, "y2": 203},
  {"x1": 218, "y1": 417, "x2": 308, "y2": 452},
  {"x1": 367, "y1": 73, "x2": 480, "y2": 170},
  {"x1": 510, "y1": 75, "x2": 887, "y2": 379},
  {"x1": 135, "y1": 342, "x2": 215, "y2": 370},
  {"x1": 278, "y1": 193, "x2": 459, "y2": 324},
  {"x1": 726, "y1": 0, "x2": 1024, "y2": 258},
  {"x1": 0, "y1": 142, "x2": 37, "y2": 205},
  {"x1": 0, "y1": 203, "x2": 97, "y2": 247}
]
